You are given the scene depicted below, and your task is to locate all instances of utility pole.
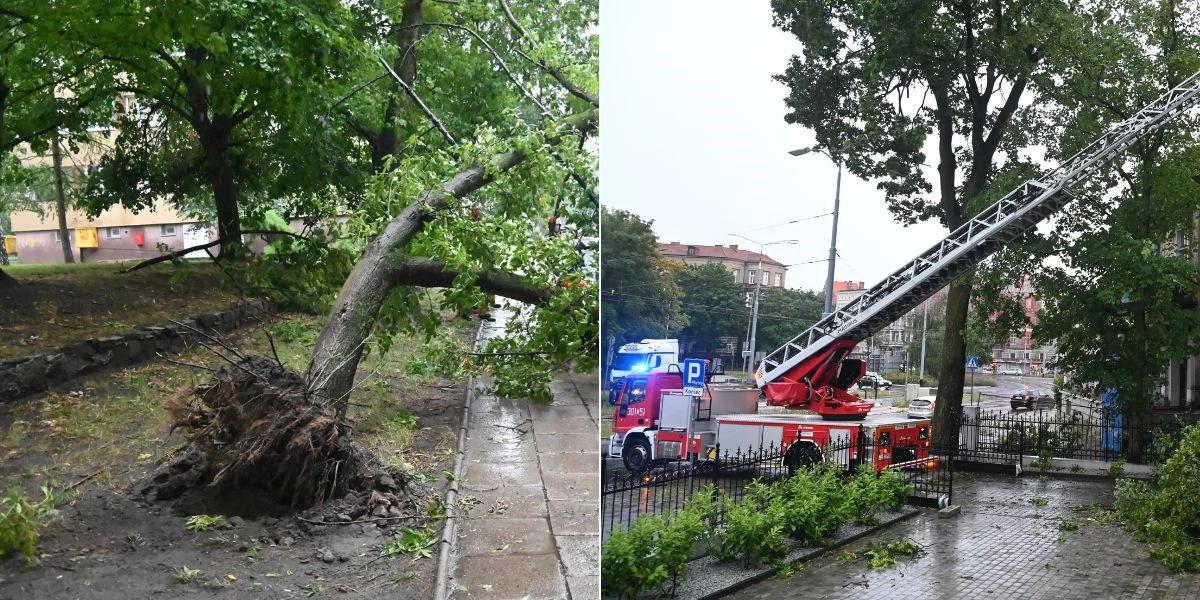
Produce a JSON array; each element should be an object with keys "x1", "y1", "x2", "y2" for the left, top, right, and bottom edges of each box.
[
  {"x1": 748, "y1": 253, "x2": 764, "y2": 375},
  {"x1": 823, "y1": 163, "x2": 842, "y2": 315},
  {"x1": 788, "y1": 146, "x2": 841, "y2": 315},
  {"x1": 731, "y1": 234, "x2": 797, "y2": 378}
]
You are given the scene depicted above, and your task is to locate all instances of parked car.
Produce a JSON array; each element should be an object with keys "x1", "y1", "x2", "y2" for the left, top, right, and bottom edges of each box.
[
  {"x1": 1010, "y1": 390, "x2": 1054, "y2": 411},
  {"x1": 999, "y1": 367, "x2": 1024, "y2": 376},
  {"x1": 858, "y1": 374, "x2": 893, "y2": 390},
  {"x1": 907, "y1": 395, "x2": 935, "y2": 419}
]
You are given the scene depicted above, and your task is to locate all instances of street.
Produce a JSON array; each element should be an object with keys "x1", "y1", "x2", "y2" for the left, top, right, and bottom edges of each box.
[{"x1": 727, "y1": 472, "x2": 1200, "y2": 599}]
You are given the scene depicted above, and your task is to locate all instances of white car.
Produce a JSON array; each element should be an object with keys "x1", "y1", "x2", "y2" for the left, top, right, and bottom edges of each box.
[
  {"x1": 999, "y1": 368, "x2": 1024, "y2": 376},
  {"x1": 907, "y1": 395, "x2": 935, "y2": 419}
]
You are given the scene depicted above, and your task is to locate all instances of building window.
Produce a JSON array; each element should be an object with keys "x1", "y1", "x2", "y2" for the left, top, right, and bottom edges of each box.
[
  {"x1": 747, "y1": 269, "x2": 756, "y2": 284},
  {"x1": 106, "y1": 227, "x2": 121, "y2": 239},
  {"x1": 686, "y1": 246, "x2": 697, "y2": 256},
  {"x1": 54, "y1": 230, "x2": 61, "y2": 242},
  {"x1": 733, "y1": 269, "x2": 740, "y2": 281},
  {"x1": 761, "y1": 271, "x2": 769, "y2": 284},
  {"x1": 775, "y1": 273, "x2": 782, "y2": 286},
  {"x1": 161, "y1": 224, "x2": 177, "y2": 236}
]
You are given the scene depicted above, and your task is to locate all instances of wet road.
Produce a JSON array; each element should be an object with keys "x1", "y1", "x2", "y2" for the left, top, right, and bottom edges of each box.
[{"x1": 728, "y1": 472, "x2": 1200, "y2": 599}]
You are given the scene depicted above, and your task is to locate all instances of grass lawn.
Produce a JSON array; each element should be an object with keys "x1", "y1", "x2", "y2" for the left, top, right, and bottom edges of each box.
[
  {"x1": 0, "y1": 260, "x2": 244, "y2": 359},
  {"x1": 0, "y1": 310, "x2": 477, "y2": 493}
]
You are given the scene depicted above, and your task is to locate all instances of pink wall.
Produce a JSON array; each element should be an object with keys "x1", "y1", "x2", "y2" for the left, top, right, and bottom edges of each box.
[{"x1": 12, "y1": 224, "x2": 190, "y2": 264}]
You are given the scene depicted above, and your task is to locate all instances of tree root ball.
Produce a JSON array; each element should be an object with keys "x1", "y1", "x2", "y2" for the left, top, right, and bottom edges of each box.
[{"x1": 142, "y1": 355, "x2": 385, "y2": 512}]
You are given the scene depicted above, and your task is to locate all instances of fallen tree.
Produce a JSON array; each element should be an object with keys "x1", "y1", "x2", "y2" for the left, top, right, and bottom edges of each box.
[{"x1": 145, "y1": 109, "x2": 596, "y2": 511}]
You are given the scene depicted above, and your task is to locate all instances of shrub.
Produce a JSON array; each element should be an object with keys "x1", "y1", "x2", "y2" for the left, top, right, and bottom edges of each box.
[
  {"x1": 601, "y1": 515, "x2": 671, "y2": 599},
  {"x1": 600, "y1": 489, "x2": 715, "y2": 599},
  {"x1": 1115, "y1": 424, "x2": 1200, "y2": 572},
  {"x1": 0, "y1": 489, "x2": 40, "y2": 564},
  {"x1": 843, "y1": 468, "x2": 910, "y2": 525},
  {"x1": 712, "y1": 481, "x2": 789, "y2": 567}
]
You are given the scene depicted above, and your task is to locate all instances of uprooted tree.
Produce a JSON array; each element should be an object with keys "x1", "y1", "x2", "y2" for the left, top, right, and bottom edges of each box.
[{"x1": 141, "y1": 0, "x2": 598, "y2": 512}]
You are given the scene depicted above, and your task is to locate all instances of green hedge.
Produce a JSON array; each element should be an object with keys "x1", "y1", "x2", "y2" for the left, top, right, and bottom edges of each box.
[{"x1": 1115, "y1": 423, "x2": 1200, "y2": 572}]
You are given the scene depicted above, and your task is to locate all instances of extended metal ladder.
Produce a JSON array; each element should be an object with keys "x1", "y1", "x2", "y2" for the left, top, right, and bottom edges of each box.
[{"x1": 757, "y1": 68, "x2": 1200, "y2": 387}]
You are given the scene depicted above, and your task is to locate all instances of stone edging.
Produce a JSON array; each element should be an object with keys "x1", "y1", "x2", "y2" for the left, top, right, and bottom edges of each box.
[
  {"x1": 669, "y1": 507, "x2": 922, "y2": 600},
  {"x1": 0, "y1": 300, "x2": 272, "y2": 404},
  {"x1": 433, "y1": 318, "x2": 486, "y2": 600}
]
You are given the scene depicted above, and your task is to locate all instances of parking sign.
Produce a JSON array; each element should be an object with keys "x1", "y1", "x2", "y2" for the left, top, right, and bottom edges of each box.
[{"x1": 682, "y1": 358, "x2": 705, "y2": 396}]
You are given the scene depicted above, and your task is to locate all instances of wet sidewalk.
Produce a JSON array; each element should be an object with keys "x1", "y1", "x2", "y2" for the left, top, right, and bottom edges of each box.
[
  {"x1": 448, "y1": 308, "x2": 599, "y2": 600},
  {"x1": 729, "y1": 472, "x2": 1200, "y2": 599}
]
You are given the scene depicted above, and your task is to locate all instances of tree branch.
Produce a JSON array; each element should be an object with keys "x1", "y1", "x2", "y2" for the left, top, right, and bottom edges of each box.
[
  {"x1": 377, "y1": 56, "x2": 456, "y2": 145},
  {"x1": 306, "y1": 108, "x2": 597, "y2": 407},
  {"x1": 497, "y1": 0, "x2": 598, "y2": 107},
  {"x1": 388, "y1": 256, "x2": 554, "y2": 305},
  {"x1": 123, "y1": 239, "x2": 220, "y2": 272}
]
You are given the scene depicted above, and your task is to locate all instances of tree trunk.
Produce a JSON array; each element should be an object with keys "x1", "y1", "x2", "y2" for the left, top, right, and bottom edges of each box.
[
  {"x1": 933, "y1": 278, "x2": 972, "y2": 450},
  {"x1": 51, "y1": 132, "x2": 75, "y2": 263},
  {"x1": 201, "y1": 126, "x2": 243, "y2": 257},
  {"x1": 0, "y1": 267, "x2": 12, "y2": 285},
  {"x1": 307, "y1": 109, "x2": 597, "y2": 410}
]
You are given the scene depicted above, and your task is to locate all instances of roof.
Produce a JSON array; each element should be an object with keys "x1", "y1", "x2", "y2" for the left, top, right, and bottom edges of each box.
[{"x1": 659, "y1": 243, "x2": 786, "y2": 267}]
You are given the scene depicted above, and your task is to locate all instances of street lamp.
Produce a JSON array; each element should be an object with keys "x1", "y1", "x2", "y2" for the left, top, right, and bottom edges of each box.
[
  {"x1": 789, "y1": 146, "x2": 842, "y2": 315},
  {"x1": 730, "y1": 234, "x2": 798, "y2": 374}
]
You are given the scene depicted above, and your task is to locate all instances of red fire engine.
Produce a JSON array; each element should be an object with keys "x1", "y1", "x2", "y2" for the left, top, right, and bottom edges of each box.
[{"x1": 607, "y1": 370, "x2": 932, "y2": 473}]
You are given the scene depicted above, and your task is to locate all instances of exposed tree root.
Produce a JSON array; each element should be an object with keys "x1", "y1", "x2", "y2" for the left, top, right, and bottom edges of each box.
[{"x1": 141, "y1": 355, "x2": 419, "y2": 517}]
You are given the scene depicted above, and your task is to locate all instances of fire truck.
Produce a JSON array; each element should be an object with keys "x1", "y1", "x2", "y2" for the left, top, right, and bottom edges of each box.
[
  {"x1": 608, "y1": 68, "x2": 1200, "y2": 473},
  {"x1": 607, "y1": 370, "x2": 932, "y2": 473}
]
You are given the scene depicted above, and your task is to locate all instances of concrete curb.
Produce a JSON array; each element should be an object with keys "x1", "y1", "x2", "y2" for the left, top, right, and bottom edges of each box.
[
  {"x1": 432, "y1": 318, "x2": 486, "y2": 600},
  {"x1": 0, "y1": 299, "x2": 272, "y2": 403},
  {"x1": 667, "y1": 508, "x2": 922, "y2": 600}
]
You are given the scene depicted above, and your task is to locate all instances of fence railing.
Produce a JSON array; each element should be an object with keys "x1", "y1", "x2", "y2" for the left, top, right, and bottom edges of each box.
[
  {"x1": 957, "y1": 407, "x2": 1153, "y2": 464},
  {"x1": 601, "y1": 435, "x2": 954, "y2": 539}
]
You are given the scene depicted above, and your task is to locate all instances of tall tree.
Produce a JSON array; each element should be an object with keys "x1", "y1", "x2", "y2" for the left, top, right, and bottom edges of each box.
[
  {"x1": 80, "y1": 0, "x2": 359, "y2": 255},
  {"x1": 600, "y1": 208, "x2": 683, "y2": 364},
  {"x1": 1017, "y1": 0, "x2": 1200, "y2": 425},
  {"x1": 773, "y1": 0, "x2": 1069, "y2": 447},
  {"x1": 674, "y1": 263, "x2": 745, "y2": 355},
  {"x1": 0, "y1": 1, "x2": 109, "y2": 282}
]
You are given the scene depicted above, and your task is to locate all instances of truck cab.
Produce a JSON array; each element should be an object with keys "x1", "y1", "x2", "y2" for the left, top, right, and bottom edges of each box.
[{"x1": 608, "y1": 338, "x2": 680, "y2": 382}]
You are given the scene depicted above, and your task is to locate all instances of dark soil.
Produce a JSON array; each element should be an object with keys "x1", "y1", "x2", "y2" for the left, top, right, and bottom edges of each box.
[
  {"x1": 0, "y1": 313, "x2": 474, "y2": 599},
  {"x1": 0, "y1": 262, "x2": 241, "y2": 358}
]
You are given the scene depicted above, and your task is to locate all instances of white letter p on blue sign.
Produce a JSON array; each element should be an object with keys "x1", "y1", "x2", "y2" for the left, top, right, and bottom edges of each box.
[{"x1": 683, "y1": 358, "x2": 705, "y2": 388}]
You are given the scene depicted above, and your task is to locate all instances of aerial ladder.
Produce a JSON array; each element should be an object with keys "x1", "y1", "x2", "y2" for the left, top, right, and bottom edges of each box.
[{"x1": 755, "y1": 69, "x2": 1200, "y2": 420}]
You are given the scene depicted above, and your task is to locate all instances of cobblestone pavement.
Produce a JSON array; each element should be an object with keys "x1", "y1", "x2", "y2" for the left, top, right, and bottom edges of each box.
[
  {"x1": 730, "y1": 472, "x2": 1200, "y2": 599},
  {"x1": 449, "y1": 306, "x2": 599, "y2": 600}
]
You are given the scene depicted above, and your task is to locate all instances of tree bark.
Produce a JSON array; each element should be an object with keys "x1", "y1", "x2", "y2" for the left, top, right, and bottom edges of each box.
[
  {"x1": 51, "y1": 132, "x2": 75, "y2": 263},
  {"x1": 200, "y1": 123, "x2": 243, "y2": 256},
  {"x1": 306, "y1": 109, "x2": 597, "y2": 410}
]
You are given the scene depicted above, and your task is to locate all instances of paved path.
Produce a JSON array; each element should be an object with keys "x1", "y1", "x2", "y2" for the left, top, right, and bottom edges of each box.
[
  {"x1": 448, "y1": 308, "x2": 599, "y2": 600},
  {"x1": 730, "y1": 472, "x2": 1200, "y2": 599}
]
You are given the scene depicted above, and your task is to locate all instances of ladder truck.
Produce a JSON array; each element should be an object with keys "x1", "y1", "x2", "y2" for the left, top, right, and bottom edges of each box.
[
  {"x1": 755, "y1": 69, "x2": 1200, "y2": 420},
  {"x1": 608, "y1": 70, "x2": 1200, "y2": 474}
]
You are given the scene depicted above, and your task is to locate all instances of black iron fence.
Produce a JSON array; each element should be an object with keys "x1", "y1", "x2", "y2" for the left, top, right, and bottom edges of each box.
[
  {"x1": 600, "y1": 434, "x2": 954, "y2": 538},
  {"x1": 957, "y1": 407, "x2": 1153, "y2": 465}
]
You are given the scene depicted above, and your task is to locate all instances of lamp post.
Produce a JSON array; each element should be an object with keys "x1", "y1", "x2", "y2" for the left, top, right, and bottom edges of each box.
[
  {"x1": 789, "y1": 146, "x2": 842, "y2": 315},
  {"x1": 731, "y1": 234, "x2": 797, "y2": 375}
]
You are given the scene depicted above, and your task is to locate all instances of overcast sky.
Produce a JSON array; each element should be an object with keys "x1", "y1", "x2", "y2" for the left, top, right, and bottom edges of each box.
[{"x1": 600, "y1": 0, "x2": 950, "y2": 294}]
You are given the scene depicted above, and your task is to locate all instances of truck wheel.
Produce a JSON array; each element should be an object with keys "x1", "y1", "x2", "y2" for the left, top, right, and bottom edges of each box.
[
  {"x1": 784, "y1": 443, "x2": 822, "y2": 476},
  {"x1": 622, "y1": 436, "x2": 653, "y2": 473}
]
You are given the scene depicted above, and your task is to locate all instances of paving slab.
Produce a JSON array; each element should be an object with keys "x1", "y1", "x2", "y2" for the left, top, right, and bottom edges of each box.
[{"x1": 454, "y1": 553, "x2": 566, "y2": 600}]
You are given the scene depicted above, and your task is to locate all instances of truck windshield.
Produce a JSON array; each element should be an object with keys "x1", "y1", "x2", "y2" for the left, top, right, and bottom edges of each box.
[{"x1": 612, "y1": 353, "x2": 651, "y2": 372}]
